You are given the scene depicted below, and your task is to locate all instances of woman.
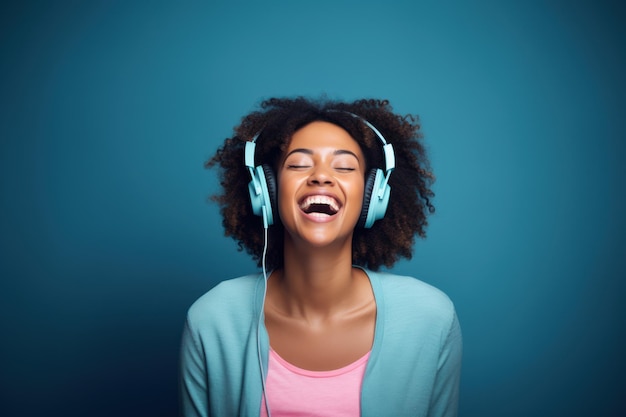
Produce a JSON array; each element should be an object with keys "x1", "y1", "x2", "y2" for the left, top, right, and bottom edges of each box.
[{"x1": 180, "y1": 97, "x2": 462, "y2": 416}]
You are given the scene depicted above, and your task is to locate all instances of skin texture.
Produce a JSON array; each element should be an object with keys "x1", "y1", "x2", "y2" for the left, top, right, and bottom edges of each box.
[
  {"x1": 278, "y1": 122, "x2": 365, "y2": 252},
  {"x1": 264, "y1": 122, "x2": 376, "y2": 371}
]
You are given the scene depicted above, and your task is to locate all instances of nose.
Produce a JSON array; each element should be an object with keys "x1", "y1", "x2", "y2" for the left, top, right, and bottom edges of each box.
[{"x1": 307, "y1": 165, "x2": 334, "y2": 186}]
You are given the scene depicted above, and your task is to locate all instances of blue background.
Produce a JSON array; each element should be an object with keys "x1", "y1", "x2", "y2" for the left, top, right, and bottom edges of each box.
[{"x1": 1, "y1": 1, "x2": 624, "y2": 416}]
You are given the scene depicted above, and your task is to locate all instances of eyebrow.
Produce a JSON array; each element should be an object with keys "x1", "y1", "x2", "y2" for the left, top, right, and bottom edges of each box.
[{"x1": 285, "y1": 148, "x2": 360, "y2": 160}]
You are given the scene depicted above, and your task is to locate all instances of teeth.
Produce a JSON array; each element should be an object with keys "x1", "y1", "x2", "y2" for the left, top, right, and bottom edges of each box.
[{"x1": 299, "y1": 195, "x2": 340, "y2": 213}]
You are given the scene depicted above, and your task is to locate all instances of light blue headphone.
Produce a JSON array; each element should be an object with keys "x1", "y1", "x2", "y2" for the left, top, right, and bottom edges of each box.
[{"x1": 244, "y1": 113, "x2": 395, "y2": 229}]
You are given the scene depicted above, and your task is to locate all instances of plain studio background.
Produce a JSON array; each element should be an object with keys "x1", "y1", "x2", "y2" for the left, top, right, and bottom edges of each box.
[{"x1": 1, "y1": 1, "x2": 624, "y2": 416}]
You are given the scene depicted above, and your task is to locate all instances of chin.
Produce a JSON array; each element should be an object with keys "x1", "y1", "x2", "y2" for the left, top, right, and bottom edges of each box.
[{"x1": 301, "y1": 230, "x2": 355, "y2": 249}]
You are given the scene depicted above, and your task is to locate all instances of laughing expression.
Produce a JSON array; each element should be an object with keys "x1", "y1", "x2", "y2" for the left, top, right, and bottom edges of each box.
[{"x1": 277, "y1": 121, "x2": 365, "y2": 248}]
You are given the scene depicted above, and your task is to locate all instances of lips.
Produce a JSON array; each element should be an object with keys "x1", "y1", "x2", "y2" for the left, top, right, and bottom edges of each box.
[{"x1": 299, "y1": 195, "x2": 340, "y2": 216}]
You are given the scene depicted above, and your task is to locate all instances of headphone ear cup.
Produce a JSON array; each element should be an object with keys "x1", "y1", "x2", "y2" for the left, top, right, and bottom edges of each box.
[
  {"x1": 358, "y1": 169, "x2": 379, "y2": 228},
  {"x1": 359, "y1": 168, "x2": 391, "y2": 228},
  {"x1": 261, "y1": 164, "x2": 278, "y2": 224},
  {"x1": 249, "y1": 165, "x2": 276, "y2": 227}
]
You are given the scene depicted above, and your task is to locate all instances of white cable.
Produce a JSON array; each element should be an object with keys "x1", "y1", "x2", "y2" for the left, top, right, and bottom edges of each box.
[{"x1": 257, "y1": 222, "x2": 272, "y2": 417}]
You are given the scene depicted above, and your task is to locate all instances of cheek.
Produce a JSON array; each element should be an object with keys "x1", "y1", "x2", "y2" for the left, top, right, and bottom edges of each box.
[
  {"x1": 275, "y1": 175, "x2": 299, "y2": 219},
  {"x1": 346, "y1": 179, "x2": 365, "y2": 212}
]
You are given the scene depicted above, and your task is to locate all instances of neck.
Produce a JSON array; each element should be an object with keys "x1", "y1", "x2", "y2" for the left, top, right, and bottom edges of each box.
[{"x1": 272, "y1": 234, "x2": 360, "y2": 320}]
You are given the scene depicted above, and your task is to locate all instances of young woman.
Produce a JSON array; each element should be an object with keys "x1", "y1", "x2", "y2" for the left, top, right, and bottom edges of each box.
[{"x1": 180, "y1": 97, "x2": 462, "y2": 417}]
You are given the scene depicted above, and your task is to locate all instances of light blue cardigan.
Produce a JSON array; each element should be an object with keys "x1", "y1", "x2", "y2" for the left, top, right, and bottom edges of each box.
[{"x1": 180, "y1": 269, "x2": 462, "y2": 416}]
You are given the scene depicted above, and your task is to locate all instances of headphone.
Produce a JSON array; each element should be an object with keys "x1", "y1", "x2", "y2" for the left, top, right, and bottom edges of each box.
[{"x1": 244, "y1": 113, "x2": 395, "y2": 229}]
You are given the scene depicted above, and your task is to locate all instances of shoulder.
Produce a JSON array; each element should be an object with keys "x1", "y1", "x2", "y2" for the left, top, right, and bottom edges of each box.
[
  {"x1": 368, "y1": 270, "x2": 458, "y2": 335},
  {"x1": 185, "y1": 274, "x2": 262, "y2": 330},
  {"x1": 376, "y1": 271, "x2": 454, "y2": 310}
]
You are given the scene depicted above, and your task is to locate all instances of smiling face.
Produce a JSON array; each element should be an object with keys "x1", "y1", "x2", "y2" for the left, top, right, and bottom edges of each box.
[{"x1": 277, "y1": 121, "x2": 366, "y2": 249}]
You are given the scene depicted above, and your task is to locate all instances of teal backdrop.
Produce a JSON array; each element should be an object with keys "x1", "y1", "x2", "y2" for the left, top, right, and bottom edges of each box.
[{"x1": 1, "y1": 1, "x2": 624, "y2": 416}]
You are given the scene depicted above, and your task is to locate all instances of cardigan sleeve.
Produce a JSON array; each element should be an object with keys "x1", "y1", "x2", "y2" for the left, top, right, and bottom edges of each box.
[
  {"x1": 428, "y1": 310, "x2": 463, "y2": 417},
  {"x1": 179, "y1": 316, "x2": 210, "y2": 417}
]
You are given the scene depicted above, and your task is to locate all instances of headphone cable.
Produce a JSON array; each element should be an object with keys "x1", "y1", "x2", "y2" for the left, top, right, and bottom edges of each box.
[{"x1": 257, "y1": 217, "x2": 272, "y2": 416}]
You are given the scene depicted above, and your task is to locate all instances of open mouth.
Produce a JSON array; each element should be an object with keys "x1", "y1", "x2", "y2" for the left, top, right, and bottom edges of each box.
[{"x1": 299, "y1": 195, "x2": 340, "y2": 216}]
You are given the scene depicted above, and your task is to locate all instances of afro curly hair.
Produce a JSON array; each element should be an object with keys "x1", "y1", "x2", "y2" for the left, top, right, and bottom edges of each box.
[{"x1": 205, "y1": 96, "x2": 435, "y2": 271}]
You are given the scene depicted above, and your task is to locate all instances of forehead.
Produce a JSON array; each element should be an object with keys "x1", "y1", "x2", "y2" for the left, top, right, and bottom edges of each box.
[{"x1": 286, "y1": 121, "x2": 363, "y2": 155}]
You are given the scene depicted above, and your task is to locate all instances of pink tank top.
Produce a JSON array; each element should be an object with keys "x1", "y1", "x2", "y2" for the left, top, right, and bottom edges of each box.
[{"x1": 260, "y1": 349, "x2": 371, "y2": 417}]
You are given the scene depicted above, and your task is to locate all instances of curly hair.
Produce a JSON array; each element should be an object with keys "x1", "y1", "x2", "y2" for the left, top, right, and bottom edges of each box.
[{"x1": 205, "y1": 97, "x2": 435, "y2": 271}]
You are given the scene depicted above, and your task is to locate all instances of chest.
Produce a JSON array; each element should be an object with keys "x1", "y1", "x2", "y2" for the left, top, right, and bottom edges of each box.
[{"x1": 264, "y1": 302, "x2": 376, "y2": 371}]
